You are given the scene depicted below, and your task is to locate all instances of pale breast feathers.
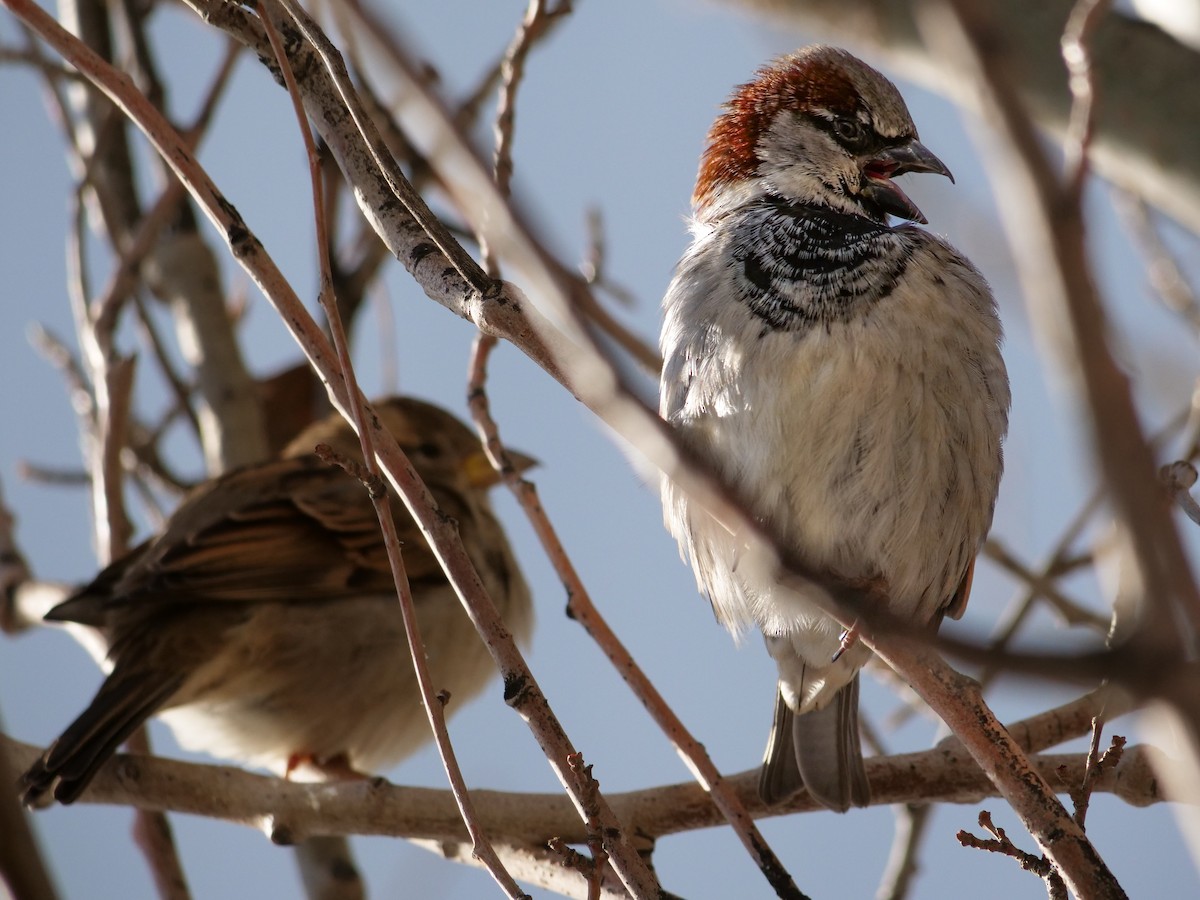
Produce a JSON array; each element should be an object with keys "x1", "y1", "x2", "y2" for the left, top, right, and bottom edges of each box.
[{"x1": 661, "y1": 202, "x2": 1008, "y2": 634}]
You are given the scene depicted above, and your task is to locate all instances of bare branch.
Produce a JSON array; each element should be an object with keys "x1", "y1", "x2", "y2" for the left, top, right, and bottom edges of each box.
[{"x1": 2, "y1": 734, "x2": 1168, "y2": 841}]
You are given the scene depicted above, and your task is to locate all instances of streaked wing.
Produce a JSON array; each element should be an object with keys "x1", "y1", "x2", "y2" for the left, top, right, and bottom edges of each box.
[{"x1": 61, "y1": 456, "x2": 446, "y2": 615}]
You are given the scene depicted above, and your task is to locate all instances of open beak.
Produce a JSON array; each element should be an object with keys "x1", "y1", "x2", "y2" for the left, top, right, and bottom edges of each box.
[{"x1": 860, "y1": 139, "x2": 953, "y2": 225}]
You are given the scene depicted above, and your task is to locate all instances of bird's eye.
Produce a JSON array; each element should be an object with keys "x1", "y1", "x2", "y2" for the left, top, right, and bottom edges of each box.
[
  {"x1": 412, "y1": 442, "x2": 443, "y2": 459},
  {"x1": 832, "y1": 118, "x2": 866, "y2": 146}
]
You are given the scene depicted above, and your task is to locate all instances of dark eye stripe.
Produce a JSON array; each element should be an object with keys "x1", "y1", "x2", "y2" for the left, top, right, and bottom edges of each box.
[{"x1": 810, "y1": 113, "x2": 899, "y2": 157}]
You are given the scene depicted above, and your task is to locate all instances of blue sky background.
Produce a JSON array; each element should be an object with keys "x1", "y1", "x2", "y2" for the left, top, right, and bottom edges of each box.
[{"x1": 2, "y1": 1, "x2": 1198, "y2": 897}]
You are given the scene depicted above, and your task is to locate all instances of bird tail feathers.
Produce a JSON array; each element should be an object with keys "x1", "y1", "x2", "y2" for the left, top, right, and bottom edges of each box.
[
  {"x1": 21, "y1": 670, "x2": 180, "y2": 805},
  {"x1": 758, "y1": 675, "x2": 870, "y2": 813}
]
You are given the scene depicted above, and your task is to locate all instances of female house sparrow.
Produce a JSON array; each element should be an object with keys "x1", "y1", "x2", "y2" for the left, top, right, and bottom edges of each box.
[
  {"x1": 22, "y1": 397, "x2": 533, "y2": 804},
  {"x1": 660, "y1": 47, "x2": 1009, "y2": 812}
]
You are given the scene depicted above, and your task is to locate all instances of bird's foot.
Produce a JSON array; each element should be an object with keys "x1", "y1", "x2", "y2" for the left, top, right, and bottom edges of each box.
[{"x1": 284, "y1": 752, "x2": 369, "y2": 783}]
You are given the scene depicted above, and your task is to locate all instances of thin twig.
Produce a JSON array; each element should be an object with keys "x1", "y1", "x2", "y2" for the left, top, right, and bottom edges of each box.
[
  {"x1": 27, "y1": 323, "x2": 96, "y2": 430},
  {"x1": 482, "y1": 0, "x2": 562, "y2": 276},
  {"x1": 580, "y1": 208, "x2": 637, "y2": 309},
  {"x1": 1063, "y1": 723, "x2": 1127, "y2": 831},
  {"x1": 982, "y1": 539, "x2": 1109, "y2": 630},
  {"x1": 1112, "y1": 191, "x2": 1200, "y2": 338},
  {"x1": 0, "y1": 479, "x2": 36, "y2": 636},
  {"x1": 547, "y1": 837, "x2": 602, "y2": 899},
  {"x1": 957, "y1": 811, "x2": 1067, "y2": 900},
  {"x1": 14, "y1": 463, "x2": 90, "y2": 487},
  {"x1": 179, "y1": 37, "x2": 242, "y2": 145},
  {"x1": 131, "y1": 297, "x2": 203, "y2": 441},
  {"x1": 1061, "y1": 0, "x2": 1111, "y2": 194},
  {"x1": 875, "y1": 804, "x2": 931, "y2": 900},
  {"x1": 1161, "y1": 461, "x2": 1200, "y2": 527},
  {"x1": 980, "y1": 489, "x2": 1104, "y2": 682},
  {"x1": 565, "y1": 753, "x2": 612, "y2": 898},
  {"x1": 491, "y1": 0, "x2": 570, "y2": 216},
  {"x1": 0, "y1": 706, "x2": 57, "y2": 900}
]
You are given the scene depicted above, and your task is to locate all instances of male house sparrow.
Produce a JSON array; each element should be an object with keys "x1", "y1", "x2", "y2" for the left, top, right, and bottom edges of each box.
[
  {"x1": 22, "y1": 397, "x2": 533, "y2": 804},
  {"x1": 660, "y1": 47, "x2": 1009, "y2": 812}
]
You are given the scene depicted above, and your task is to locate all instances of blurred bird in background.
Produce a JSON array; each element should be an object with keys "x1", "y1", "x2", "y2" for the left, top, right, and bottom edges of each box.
[{"x1": 22, "y1": 396, "x2": 534, "y2": 805}]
